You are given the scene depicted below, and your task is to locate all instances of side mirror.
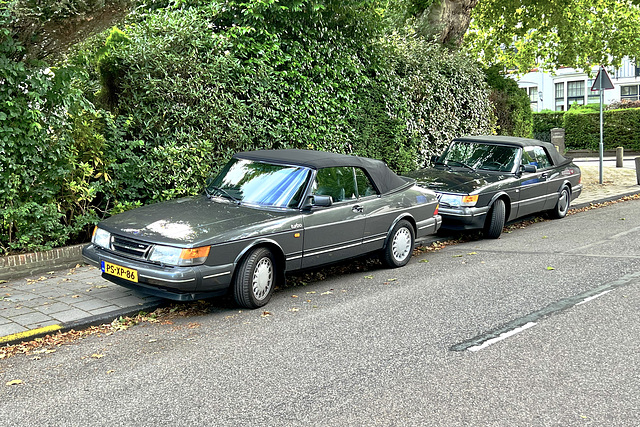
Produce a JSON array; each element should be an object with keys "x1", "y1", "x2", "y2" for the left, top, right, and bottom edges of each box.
[
  {"x1": 312, "y1": 195, "x2": 333, "y2": 207},
  {"x1": 522, "y1": 164, "x2": 537, "y2": 173},
  {"x1": 430, "y1": 155, "x2": 440, "y2": 165}
]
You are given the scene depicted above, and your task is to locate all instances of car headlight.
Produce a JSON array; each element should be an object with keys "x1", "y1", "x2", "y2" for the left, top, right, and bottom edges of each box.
[
  {"x1": 149, "y1": 245, "x2": 210, "y2": 266},
  {"x1": 439, "y1": 194, "x2": 479, "y2": 208},
  {"x1": 92, "y1": 227, "x2": 112, "y2": 249}
]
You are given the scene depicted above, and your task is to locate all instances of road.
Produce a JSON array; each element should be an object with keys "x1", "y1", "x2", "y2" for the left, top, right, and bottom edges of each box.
[{"x1": 1, "y1": 200, "x2": 639, "y2": 426}]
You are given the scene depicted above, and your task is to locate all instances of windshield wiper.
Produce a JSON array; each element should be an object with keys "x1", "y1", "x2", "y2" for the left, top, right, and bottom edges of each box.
[
  {"x1": 446, "y1": 160, "x2": 475, "y2": 172},
  {"x1": 208, "y1": 186, "x2": 240, "y2": 204}
]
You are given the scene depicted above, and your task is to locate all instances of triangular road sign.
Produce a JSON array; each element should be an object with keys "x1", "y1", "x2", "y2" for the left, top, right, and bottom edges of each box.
[{"x1": 591, "y1": 67, "x2": 614, "y2": 91}]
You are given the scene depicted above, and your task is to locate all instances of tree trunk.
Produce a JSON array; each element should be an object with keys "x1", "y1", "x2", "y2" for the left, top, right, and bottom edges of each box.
[{"x1": 418, "y1": 0, "x2": 479, "y2": 46}]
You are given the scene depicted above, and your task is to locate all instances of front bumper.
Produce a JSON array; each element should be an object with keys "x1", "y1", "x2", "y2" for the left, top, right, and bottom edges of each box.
[
  {"x1": 82, "y1": 244, "x2": 232, "y2": 301},
  {"x1": 438, "y1": 206, "x2": 490, "y2": 230}
]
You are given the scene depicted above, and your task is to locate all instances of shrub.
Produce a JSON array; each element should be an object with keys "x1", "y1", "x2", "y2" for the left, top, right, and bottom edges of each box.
[
  {"x1": 564, "y1": 108, "x2": 640, "y2": 151},
  {"x1": 533, "y1": 111, "x2": 564, "y2": 142},
  {"x1": 484, "y1": 66, "x2": 532, "y2": 138}
]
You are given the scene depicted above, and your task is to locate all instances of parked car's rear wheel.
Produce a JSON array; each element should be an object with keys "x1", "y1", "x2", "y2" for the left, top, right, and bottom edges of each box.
[
  {"x1": 484, "y1": 199, "x2": 505, "y2": 239},
  {"x1": 549, "y1": 186, "x2": 570, "y2": 219},
  {"x1": 382, "y1": 219, "x2": 415, "y2": 268},
  {"x1": 233, "y1": 247, "x2": 276, "y2": 309}
]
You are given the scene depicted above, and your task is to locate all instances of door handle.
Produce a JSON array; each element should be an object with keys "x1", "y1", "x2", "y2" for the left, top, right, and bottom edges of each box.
[
  {"x1": 352, "y1": 205, "x2": 364, "y2": 213},
  {"x1": 541, "y1": 172, "x2": 548, "y2": 180}
]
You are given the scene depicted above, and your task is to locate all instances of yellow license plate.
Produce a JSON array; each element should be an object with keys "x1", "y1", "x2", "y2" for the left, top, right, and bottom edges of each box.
[{"x1": 102, "y1": 261, "x2": 138, "y2": 283}]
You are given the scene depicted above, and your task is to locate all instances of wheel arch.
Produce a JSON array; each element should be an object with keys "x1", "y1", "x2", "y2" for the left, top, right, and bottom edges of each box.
[
  {"x1": 383, "y1": 214, "x2": 417, "y2": 249},
  {"x1": 488, "y1": 192, "x2": 512, "y2": 221},
  {"x1": 557, "y1": 180, "x2": 573, "y2": 194},
  {"x1": 232, "y1": 239, "x2": 287, "y2": 286}
]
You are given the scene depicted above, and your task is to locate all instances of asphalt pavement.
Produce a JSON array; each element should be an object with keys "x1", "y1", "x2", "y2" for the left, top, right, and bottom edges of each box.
[{"x1": 1, "y1": 157, "x2": 639, "y2": 346}]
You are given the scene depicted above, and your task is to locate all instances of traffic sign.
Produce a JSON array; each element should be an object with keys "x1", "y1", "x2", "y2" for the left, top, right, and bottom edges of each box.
[{"x1": 591, "y1": 67, "x2": 614, "y2": 91}]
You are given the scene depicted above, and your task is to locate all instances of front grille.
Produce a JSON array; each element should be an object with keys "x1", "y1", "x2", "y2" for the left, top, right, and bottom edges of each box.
[{"x1": 111, "y1": 235, "x2": 152, "y2": 259}]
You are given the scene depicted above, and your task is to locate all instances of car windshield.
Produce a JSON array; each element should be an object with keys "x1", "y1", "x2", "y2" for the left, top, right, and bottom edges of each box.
[
  {"x1": 439, "y1": 141, "x2": 520, "y2": 173},
  {"x1": 207, "y1": 158, "x2": 311, "y2": 208}
]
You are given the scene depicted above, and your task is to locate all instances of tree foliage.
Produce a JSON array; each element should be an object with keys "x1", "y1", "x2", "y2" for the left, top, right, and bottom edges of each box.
[{"x1": 465, "y1": 0, "x2": 640, "y2": 73}]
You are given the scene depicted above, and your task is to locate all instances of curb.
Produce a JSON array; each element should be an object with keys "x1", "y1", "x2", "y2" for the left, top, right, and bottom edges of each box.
[
  {"x1": 0, "y1": 300, "x2": 164, "y2": 347},
  {"x1": 570, "y1": 190, "x2": 640, "y2": 210}
]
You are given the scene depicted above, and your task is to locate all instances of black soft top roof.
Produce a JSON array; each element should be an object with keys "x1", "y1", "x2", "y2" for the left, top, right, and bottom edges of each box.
[
  {"x1": 234, "y1": 149, "x2": 409, "y2": 194},
  {"x1": 454, "y1": 135, "x2": 569, "y2": 166}
]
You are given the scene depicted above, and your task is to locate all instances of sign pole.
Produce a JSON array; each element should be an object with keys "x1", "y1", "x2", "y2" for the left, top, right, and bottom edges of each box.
[
  {"x1": 599, "y1": 71, "x2": 604, "y2": 184},
  {"x1": 591, "y1": 65, "x2": 613, "y2": 184}
]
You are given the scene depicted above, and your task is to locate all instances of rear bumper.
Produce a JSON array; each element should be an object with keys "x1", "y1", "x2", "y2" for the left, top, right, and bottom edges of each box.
[
  {"x1": 571, "y1": 183, "x2": 583, "y2": 203},
  {"x1": 416, "y1": 214, "x2": 442, "y2": 237},
  {"x1": 82, "y1": 244, "x2": 232, "y2": 301}
]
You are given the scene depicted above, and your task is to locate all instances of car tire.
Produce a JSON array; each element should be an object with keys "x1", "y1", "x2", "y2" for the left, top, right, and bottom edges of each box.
[
  {"x1": 484, "y1": 199, "x2": 505, "y2": 239},
  {"x1": 549, "y1": 186, "x2": 570, "y2": 219},
  {"x1": 233, "y1": 247, "x2": 276, "y2": 309},
  {"x1": 382, "y1": 219, "x2": 415, "y2": 268}
]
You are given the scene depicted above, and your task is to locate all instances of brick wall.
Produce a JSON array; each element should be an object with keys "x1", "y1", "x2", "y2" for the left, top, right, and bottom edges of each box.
[{"x1": 0, "y1": 244, "x2": 86, "y2": 281}]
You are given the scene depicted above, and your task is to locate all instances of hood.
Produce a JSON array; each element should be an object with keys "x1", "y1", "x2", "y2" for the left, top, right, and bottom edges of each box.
[
  {"x1": 407, "y1": 168, "x2": 511, "y2": 194},
  {"x1": 99, "y1": 196, "x2": 298, "y2": 246}
]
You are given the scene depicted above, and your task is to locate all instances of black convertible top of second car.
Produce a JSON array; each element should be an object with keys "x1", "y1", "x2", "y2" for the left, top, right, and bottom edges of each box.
[{"x1": 236, "y1": 149, "x2": 410, "y2": 194}]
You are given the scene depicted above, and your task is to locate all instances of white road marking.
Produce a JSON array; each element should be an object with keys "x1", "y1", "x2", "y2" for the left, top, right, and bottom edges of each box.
[
  {"x1": 576, "y1": 290, "x2": 612, "y2": 306},
  {"x1": 467, "y1": 322, "x2": 537, "y2": 352}
]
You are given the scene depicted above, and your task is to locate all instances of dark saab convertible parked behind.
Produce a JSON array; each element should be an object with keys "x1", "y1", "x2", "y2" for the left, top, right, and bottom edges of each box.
[
  {"x1": 407, "y1": 136, "x2": 582, "y2": 239},
  {"x1": 83, "y1": 150, "x2": 442, "y2": 308}
]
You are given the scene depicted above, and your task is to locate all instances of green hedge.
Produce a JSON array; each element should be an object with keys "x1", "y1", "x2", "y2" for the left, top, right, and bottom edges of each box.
[
  {"x1": 532, "y1": 112, "x2": 564, "y2": 142},
  {"x1": 534, "y1": 108, "x2": 640, "y2": 151}
]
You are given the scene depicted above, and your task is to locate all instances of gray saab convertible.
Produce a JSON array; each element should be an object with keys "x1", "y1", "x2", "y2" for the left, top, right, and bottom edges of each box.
[
  {"x1": 83, "y1": 149, "x2": 442, "y2": 308},
  {"x1": 407, "y1": 135, "x2": 582, "y2": 239}
]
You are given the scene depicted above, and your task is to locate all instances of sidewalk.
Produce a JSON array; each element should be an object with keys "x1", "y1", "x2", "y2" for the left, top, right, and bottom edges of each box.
[{"x1": 2, "y1": 159, "x2": 640, "y2": 346}]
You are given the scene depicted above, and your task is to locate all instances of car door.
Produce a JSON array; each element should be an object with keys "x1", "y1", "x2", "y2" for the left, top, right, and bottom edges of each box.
[
  {"x1": 516, "y1": 146, "x2": 553, "y2": 218},
  {"x1": 301, "y1": 166, "x2": 366, "y2": 268}
]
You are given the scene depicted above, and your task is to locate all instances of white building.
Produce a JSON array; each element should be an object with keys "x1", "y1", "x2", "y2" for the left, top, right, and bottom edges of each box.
[{"x1": 516, "y1": 57, "x2": 640, "y2": 112}]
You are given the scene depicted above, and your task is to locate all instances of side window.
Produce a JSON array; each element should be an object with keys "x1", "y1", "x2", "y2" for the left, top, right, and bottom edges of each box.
[
  {"x1": 355, "y1": 168, "x2": 378, "y2": 197},
  {"x1": 522, "y1": 148, "x2": 536, "y2": 166},
  {"x1": 532, "y1": 146, "x2": 552, "y2": 169},
  {"x1": 313, "y1": 167, "x2": 357, "y2": 202},
  {"x1": 523, "y1": 146, "x2": 552, "y2": 169}
]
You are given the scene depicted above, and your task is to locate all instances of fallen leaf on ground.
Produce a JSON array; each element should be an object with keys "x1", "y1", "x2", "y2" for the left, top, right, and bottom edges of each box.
[
  {"x1": 6, "y1": 380, "x2": 23, "y2": 386},
  {"x1": 261, "y1": 311, "x2": 272, "y2": 317},
  {"x1": 91, "y1": 353, "x2": 104, "y2": 359},
  {"x1": 546, "y1": 266, "x2": 555, "y2": 271}
]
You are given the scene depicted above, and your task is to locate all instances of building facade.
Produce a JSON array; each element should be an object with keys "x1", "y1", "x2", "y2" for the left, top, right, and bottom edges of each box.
[{"x1": 516, "y1": 57, "x2": 640, "y2": 112}]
